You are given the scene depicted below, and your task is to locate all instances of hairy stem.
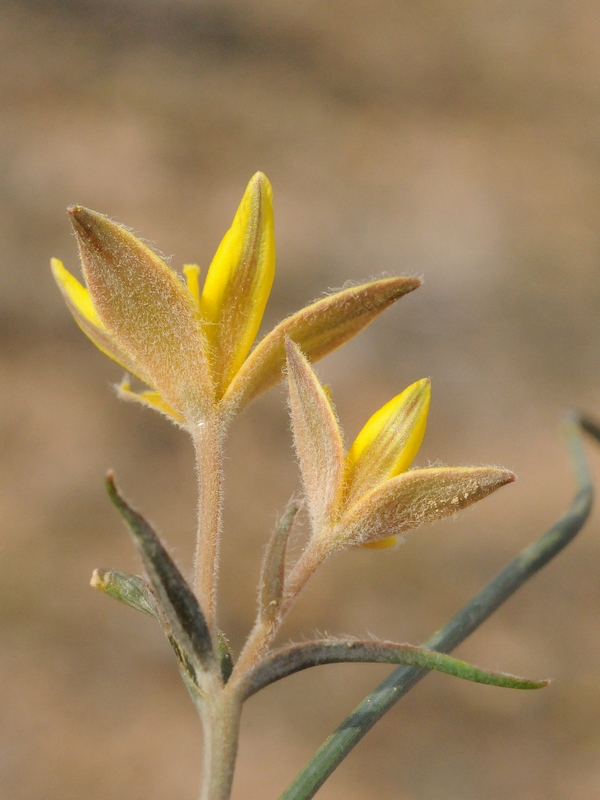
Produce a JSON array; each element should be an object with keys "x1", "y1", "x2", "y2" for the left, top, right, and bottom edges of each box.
[
  {"x1": 232, "y1": 538, "x2": 330, "y2": 682},
  {"x1": 279, "y1": 542, "x2": 329, "y2": 616},
  {"x1": 192, "y1": 411, "x2": 225, "y2": 638},
  {"x1": 199, "y1": 682, "x2": 243, "y2": 800},
  {"x1": 231, "y1": 617, "x2": 275, "y2": 682}
]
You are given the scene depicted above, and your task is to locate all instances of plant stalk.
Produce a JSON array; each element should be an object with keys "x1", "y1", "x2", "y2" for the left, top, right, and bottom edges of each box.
[
  {"x1": 199, "y1": 683, "x2": 243, "y2": 800},
  {"x1": 232, "y1": 538, "x2": 329, "y2": 681},
  {"x1": 192, "y1": 411, "x2": 225, "y2": 638}
]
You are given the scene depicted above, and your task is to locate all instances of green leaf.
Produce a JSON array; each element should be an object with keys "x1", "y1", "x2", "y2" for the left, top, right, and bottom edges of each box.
[
  {"x1": 242, "y1": 639, "x2": 549, "y2": 699},
  {"x1": 106, "y1": 472, "x2": 215, "y2": 675},
  {"x1": 218, "y1": 631, "x2": 234, "y2": 684},
  {"x1": 90, "y1": 568, "x2": 158, "y2": 618},
  {"x1": 258, "y1": 500, "x2": 300, "y2": 623}
]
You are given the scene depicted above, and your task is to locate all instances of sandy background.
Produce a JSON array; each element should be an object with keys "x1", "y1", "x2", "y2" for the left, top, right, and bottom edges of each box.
[{"x1": 2, "y1": 1, "x2": 600, "y2": 798}]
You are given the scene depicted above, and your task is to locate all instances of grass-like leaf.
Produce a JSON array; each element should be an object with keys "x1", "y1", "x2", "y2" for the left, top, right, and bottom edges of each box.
[
  {"x1": 106, "y1": 472, "x2": 215, "y2": 675},
  {"x1": 259, "y1": 500, "x2": 300, "y2": 623},
  {"x1": 242, "y1": 639, "x2": 548, "y2": 699}
]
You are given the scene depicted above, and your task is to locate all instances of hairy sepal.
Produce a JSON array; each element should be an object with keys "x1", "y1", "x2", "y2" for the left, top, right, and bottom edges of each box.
[
  {"x1": 223, "y1": 276, "x2": 421, "y2": 413},
  {"x1": 69, "y1": 206, "x2": 213, "y2": 421},
  {"x1": 286, "y1": 340, "x2": 344, "y2": 535},
  {"x1": 51, "y1": 258, "x2": 149, "y2": 381},
  {"x1": 334, "y1": 466, "x2": 515, "y2": 548}
]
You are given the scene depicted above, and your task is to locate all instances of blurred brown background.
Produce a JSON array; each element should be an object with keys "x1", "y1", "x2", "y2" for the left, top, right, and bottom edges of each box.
[{"x1": 2, "y1": 1, "x2": 600, "y2": 798}]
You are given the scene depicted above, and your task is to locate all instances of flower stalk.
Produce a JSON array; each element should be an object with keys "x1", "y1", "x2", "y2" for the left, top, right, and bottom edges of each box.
[{"x1": 192, "y1": 411, "x2": 226, "y2": 638}]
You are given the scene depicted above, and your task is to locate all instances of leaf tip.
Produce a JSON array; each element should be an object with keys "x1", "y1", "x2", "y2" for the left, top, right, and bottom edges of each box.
[
  {"x1": 90, "y1": 567, "x2": 104, "y2": 590},
  {"x1": 105, "y1": 470, "x2": 124, "y2": 511},
  {"x1": 67, "y1": 205, "x2": 101, "y2": 240},
  {"x1": 284, "y1": 334, "x2": 302, "y2": 362},
  {"x1": 497, "y1": 469, "x2": 516, "y2": 487}
]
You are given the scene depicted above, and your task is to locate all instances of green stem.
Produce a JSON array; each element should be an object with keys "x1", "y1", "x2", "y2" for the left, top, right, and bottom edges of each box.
[
  {"x1": 279, "y1": 414, "x2": 593, "y2": 800},
  {"x1": 199, "y1": 683, "x2": 243, "y2": 800}
]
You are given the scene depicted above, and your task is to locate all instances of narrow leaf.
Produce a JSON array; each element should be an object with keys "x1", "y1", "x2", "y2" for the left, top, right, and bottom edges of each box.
[
  {"x1": 242, "y1": 639, "x2": 549, "y2": 699},
  {"x1": 578, "y1": 412, "x2": 600, "y2": 444},
  {"x1": 259, "y1": 500, "x2": 300, "y2": 623},
  {"x1": 106, "y1": 472, "x2": 214, "y2": 673},
  {"x1": 223, "y1": 276, "x2": 421, "y2": 413},
  {"x1": 286, "y1": 340, "x2": 344, "y2": 535},
  {"x1": 336, "y1": 466, "x2": 515, "y2": 548},
  {"x1": 90, "y1": 568, "x2": 158, "y2": 618},
  {"x1": 217, "y1": 631, "x2": 234, "y2": 684}
]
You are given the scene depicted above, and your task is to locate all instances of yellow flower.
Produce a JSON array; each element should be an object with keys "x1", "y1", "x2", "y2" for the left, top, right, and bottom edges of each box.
[
  {"x1": 52, "y1": 173, "x2": 420, "y2": 428},
  {"x1": 285, "y1": 339, "x2": 514, "y2": 550}
]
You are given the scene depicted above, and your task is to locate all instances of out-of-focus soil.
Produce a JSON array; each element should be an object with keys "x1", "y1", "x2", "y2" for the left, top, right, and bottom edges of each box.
[{"x1": 2, "y1": 2, "x2": 600, "y2": 798}]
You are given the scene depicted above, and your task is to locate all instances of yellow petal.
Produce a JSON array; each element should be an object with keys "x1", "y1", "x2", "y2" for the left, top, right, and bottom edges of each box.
[
  {"x1": 322, "y1": 384, "x2": 333, "y2": 405},
  {"x1": 334, "y1": 466, "x2": 515, "y2": 549},
  {"x1": 343, "y1": 379, "x2": 431, "y2": 508},
  {"x1": 183, "y1": 264, "x2": 201, "y2": 308},
  {"x1": 285, "y1": 339, "x2": 345, "y2": 535},
  {"x1": 50, "y1": 258, "x2": 149, "y2": 382},
  {"x1": 117, "y1": 380, "x2": 185, "y2": 425},
  {"x1": 52, "y1": 257, "x2": 101, "y2": 326},
  {"x1": 200, "y1": 172, "x2": 275, "y2": 395},
  {"x1": 361, "y1": 536, "x2": 398, "y2": 550},
  {"x1": 69, "y1": 206, "x2": 213, "y2": 421},
  {"x1": 223, "y1": 276, "x2": 421, "y2": 414}
]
